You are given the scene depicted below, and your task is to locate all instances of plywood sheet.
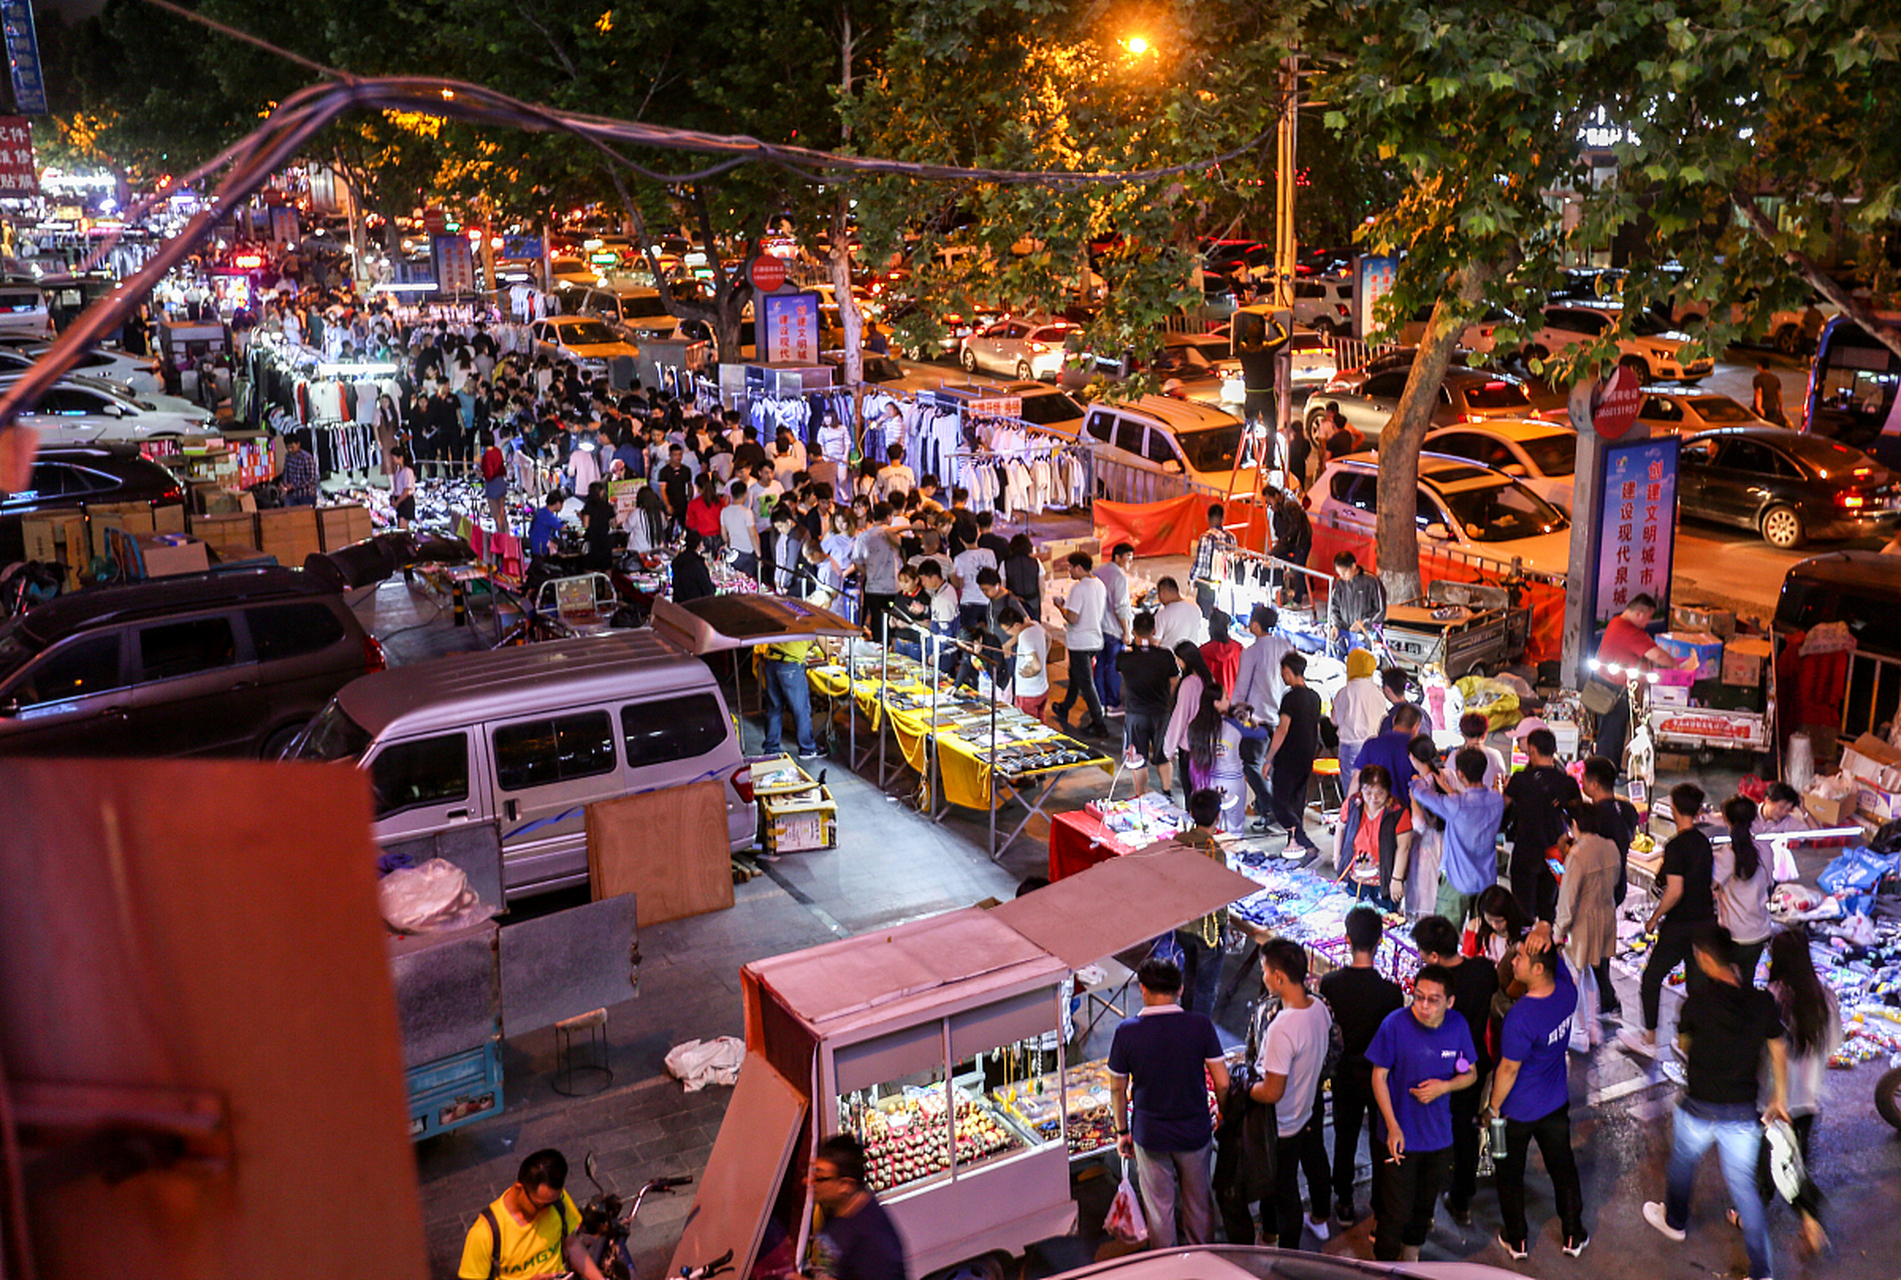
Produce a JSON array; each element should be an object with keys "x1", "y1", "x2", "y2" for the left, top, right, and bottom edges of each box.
[
  {"x1": 668, "y1": 1051, "x2": 807, "y2": 1280},
  {"x1": 0, "y1": 758, "x2": 426, "y2": 1280},
  {"x1": 499, "y1": 895, "x2": 640, "y2": 1036},
  {"x1": 586, "y1": 779, "x2": 733, "y2": 926}
]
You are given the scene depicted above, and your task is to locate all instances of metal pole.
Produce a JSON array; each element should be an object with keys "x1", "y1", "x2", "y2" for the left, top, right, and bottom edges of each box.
[
  {"x1": 848, "y1": 632, "x2": 857, "y2": 765},
  {"x1": 880, "y1": 611, "x2": 890, "y2": 784},
  {"x1": 929, "y1": 631, "x2": 942, "y2": 813},
  {"x1": 989, "y1": 653, "x2": 1000, "y2": 859}
]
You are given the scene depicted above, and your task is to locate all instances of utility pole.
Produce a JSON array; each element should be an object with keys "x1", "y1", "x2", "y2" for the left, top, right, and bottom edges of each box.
[{"x1": 1273, "y1": 49, "x2": 1299, "y2": 313}]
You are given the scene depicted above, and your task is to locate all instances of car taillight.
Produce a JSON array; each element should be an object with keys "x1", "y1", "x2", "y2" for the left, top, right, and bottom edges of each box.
[
  {"x1": 361, "y1": 633, "x2": 387, "y2": 673},
  {"x1": 1030, "y1": 341, "x2": 1048, "y2": 353},
  {"x1": 731, "y1": 764, "x2": 755, "y2": 804},
  {"x1": 161, "y1": 486, "x2": 183, "y2": 502},
  {"x1": 1836, "y1": 491, "x2": 1866, "y2": 510},
  {"x1": 1467, "y1": 413, "x2": 1487, "y2": 423},
  {"x1": 1337, "y1": 303, "x2": 1350, "y2": 315}
]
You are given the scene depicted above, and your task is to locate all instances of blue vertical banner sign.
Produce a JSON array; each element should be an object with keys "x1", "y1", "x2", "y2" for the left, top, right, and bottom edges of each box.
[
  {"x1": 762, "y1": 291, "x2": 820, "y2": 365},
  {"x1": 0, "y1": 0, "x2": 46, "y2": 116},
  {"x1": 1593, "y1": 435, "x2": 1680, "y2": 627},
  {"x1": 1352, "y1": 255, "x2": 1398, "y2": 339}
]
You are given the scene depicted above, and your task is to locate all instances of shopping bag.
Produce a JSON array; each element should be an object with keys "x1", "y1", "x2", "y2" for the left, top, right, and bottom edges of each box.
[{"x1": 1104, "y1": 1173, "x2": 1149, "y2": 1245}]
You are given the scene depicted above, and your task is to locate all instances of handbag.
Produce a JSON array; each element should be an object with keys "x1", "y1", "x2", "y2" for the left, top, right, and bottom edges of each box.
[{"x1": 1580, "y1": 678, "x2": 1621, "y2": 716}]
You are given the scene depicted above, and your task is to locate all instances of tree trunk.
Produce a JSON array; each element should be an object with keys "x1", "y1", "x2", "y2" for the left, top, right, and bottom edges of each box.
[
  {"x1": 1733, "y1": 188, "x2": 1901, "y2": 364},
  {"x1": 830, "y1": 192, "x2": 865, "y2": 425},
  {"x1": 1373, "y1": 298, "x2": 1467, "y2": 603}
]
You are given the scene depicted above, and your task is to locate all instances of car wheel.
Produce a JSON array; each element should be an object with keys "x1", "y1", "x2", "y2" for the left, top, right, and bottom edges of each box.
[
  {"x1": 1619, "y1": 355, "x2": 1651, "y2": 383},
  {"x1": 1773, "y1": 325, "x2": 1801, "y2": 357},
  {"x1": 1759, "y1": 503, "x2": 1805, "y2": 549},
  {"x1": 1522, "y1": 344, "x2": 1548, "y2": 369},
  {"x1": 1015, "y1": 361, "x2": 1034, "y2": 381},
  {"x1": 260, "y1": 719, "x2": 309, "y2": 760},
  {"x1": 959, "y1": 346, "x2": 977, "y2": 372},
  {"x1": 1312, "y1": 318, "x2": 1338, "y2": 338}
]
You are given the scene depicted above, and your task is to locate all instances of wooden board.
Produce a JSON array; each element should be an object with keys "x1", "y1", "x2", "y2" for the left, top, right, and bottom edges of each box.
[
  {"x1": 586, "y1": 780, "x2": 734, "y2": 926},
  {"x1": 0, "y1": 758, "x2": 427, "y2": 1280},
  {"x1": 668, "y1": 1051, "x2": 807, "y2": 1280}
]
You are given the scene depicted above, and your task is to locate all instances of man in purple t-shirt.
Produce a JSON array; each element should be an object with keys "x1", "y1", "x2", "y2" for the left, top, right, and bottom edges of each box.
[
  {"x1": 1107, "y1": 957, "x2": 1232, "y2": 1247},
  {"x1": 1483, "y1": 924, "x2": 1586, "y2": 1260}
]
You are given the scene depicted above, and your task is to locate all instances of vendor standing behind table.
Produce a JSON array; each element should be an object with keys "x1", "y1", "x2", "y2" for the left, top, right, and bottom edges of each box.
[
  {"x1": 1230, "y1": 604, "x2": 1293, "y2": 834},
  {"x1": 1190, "y1": 504, "x2": 1237, "y2": 617},
  {"x1": 1326, "y1": 552, "x2": 1386, "y2": 659},
  {"x1": 1589, "y1": 592, "x2": 1698, "y2": 766}
]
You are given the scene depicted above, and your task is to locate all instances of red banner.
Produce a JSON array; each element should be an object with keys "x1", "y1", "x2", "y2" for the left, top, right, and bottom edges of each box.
[{"x1": 0, "y1": 117, "x2": 36, "y2": 198}]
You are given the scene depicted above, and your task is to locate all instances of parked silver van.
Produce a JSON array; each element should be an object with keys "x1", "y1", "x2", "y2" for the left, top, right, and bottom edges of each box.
[{"x1": 291, "y1": 630, "x2": 755, "y2": 898}]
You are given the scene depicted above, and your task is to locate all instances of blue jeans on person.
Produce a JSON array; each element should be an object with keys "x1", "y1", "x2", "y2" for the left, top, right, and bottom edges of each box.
[
  {"x1": 1096, "y1": 634, "x2": 1124, "y2": 708},
  {"x1": 762, "y1": 659, "x2": 817, "y2": 755},
  {"x1": 1337, "y1": 738, "x2": 1366, "y2": 792},
  {"x1": 1175, "y1": 928, "x2": 1224, "y2": 1017},
  {"x1": 1132, "y1": 1139, "x2": 1215, "y2": 1248},
  {"x1": 1666, "y1": 1100, "x2": 1773, "y2": 1280}
]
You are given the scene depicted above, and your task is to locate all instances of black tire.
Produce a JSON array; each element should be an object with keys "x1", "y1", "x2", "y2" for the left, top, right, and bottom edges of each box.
[
  {"x1": 959, "y1": 346, "x2": 977, "y2": 372},
  {"x1": 1313, "y1": 317, "x2": 1338, "y2": 337},
  {"x1": 261, "y1": 720, "x2": 309, "y2": 760},
  {"x1": 1619, "y1": 355, "x2": 1652, "y2": 384},
  {"x1": 1760, "y1": 503, "x2": 1805, "y2": 550},
  {"x1": 1016, "y1": 361, "x2": 1034, "y2": 381},
  {"x1": 1878, "y1": 1066, "x2": 1901, "y2": 1131},
  {"x1": 1774, "y1": 325, "x2": 1801, "y2": 357}
]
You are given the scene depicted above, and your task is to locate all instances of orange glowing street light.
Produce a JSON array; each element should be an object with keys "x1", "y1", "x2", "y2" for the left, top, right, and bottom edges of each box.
[{"x1": 1125, "y1": 35, "x2": 1151, "y2": 54}]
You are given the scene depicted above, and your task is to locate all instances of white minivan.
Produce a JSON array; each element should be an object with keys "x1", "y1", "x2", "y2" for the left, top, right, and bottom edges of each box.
[
  {"x1": 1078, "y1": 395, "x2": 1260, "y2": 499},
  {"x1": 290, "y1": 597, "x2": 858, "y2": 898}
]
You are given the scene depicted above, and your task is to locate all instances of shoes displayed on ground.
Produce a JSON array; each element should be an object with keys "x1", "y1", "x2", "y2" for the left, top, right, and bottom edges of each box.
[
  {"x1": 1616, "y1": 1028, "x2": 1657, "y2": 1057},
  {"x1": 1562, "y1": 1234, "x2": 1590, "y2": 1258},
  {"x1": 1643, "y1": 1200, "x2": 1686, "y2": 1242},
  {"x1": 1496, "y1": 1234, "x2": 1528, "y2": 1262}
]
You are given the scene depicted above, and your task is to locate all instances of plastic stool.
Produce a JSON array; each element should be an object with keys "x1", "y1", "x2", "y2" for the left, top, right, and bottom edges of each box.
[
  {"x1": 1310, "y1": 756, "x2": 1344, "y2": 820},
  {"x1": 553, "y1": 1007, "x2": 613, "y2": 1097}
]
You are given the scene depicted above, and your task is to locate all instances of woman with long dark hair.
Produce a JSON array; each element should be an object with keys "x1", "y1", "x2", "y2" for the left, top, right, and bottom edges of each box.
[
  {"x1": 1755, "y1": 928, "x2": 1838, "y2": 1254},
  {"x1": 1718, "y1": 796, "x2": 1776, "y2": 984},
  {"x1": 1166, "y1": 640, "x2": 1219, "y2": 808},
  {"x1": 1186, "y1": 686, "x2": 1257, "y2": 833}
]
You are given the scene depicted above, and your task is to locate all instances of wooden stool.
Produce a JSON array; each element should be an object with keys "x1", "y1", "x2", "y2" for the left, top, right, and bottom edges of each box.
[{"x1": 553, "y1": 1007, "x2": 613, "y2": 1097}]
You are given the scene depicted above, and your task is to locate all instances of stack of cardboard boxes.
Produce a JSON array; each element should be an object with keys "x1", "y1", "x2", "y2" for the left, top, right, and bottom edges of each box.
[{"x1": 1838, "y1": 733, "x2": 1901, "y2": 827}]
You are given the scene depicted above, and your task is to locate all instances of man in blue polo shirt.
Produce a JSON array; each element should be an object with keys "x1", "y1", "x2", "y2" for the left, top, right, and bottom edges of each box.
[
  {"x1": 1483, "y1": 923, "x2": 1587, "y2": 1261},
  {"x1": 1367, "y1": 964, "x2": 1478, "y2": 1262},
  {"x1": 1107, "y1": 958, "x2": 1232, "y2": 1247}
]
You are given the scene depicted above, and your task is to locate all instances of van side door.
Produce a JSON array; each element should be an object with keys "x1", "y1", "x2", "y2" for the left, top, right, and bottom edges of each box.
[
  {"x1": 123, "y1": 611, "x2": 266, "y2": 755},
  {"x1": 0, "y1": 630, "x2": 131, "y2": 756},
  {"x1": 487, "y1": 709, "x2": 622, "y2": 895},
  {"x1": 365, "y1": 731, "x2": 483, "y2": 846}
]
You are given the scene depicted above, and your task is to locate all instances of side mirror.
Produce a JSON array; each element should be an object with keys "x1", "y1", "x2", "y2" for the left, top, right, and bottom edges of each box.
[
  {"x1": 1163, "y1": 460, "x2": 1184, "y2": 474},
  {"x1": 1423, "y1": 522, "x2": 1449, "y2": 540},
  {"x1": 1502, "y1": 462, "x2": 1527, "y2": 477}
]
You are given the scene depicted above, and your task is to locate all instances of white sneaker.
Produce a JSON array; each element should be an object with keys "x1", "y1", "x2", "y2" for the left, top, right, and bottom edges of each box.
[
  {"x1": 1307, "y1": 1216, "x2": 1332, "y2": 1242},
  {"x1": 1617, "y1": 1028, "x2": 1657, "y2": 1058},
  {"x1": 1643, "y1": 1200, "x2": 1686, "y2": 1242}
]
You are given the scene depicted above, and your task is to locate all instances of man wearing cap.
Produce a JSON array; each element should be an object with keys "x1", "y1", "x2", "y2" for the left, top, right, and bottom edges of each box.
[{"x1": 1231, "y1": 604, "x2": 1294, "y2": 833}]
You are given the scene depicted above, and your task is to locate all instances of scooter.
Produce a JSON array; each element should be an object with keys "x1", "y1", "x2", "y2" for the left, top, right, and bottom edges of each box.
[{"x1": 576, "y1": 1154, "x2": 700, "y2": 1280}]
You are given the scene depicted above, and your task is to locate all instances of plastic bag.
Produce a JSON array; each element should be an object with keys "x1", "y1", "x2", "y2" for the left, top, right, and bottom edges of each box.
[
  {"x1": 1818, "y1": 847, "x2": 1899, "y2": 896},
  {"x1": 664, "y1": 1036, "x2": 745, "y2": 1092},
  {"x1": 1104, "y1": 1174, "x2": 1149, "y2": 1245},
  {"x1": 377, "y1": 858, "x2": 497, "y2": 933}
]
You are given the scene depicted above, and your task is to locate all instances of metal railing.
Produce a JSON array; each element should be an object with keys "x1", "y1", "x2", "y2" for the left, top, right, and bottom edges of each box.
[
  {"x1": 1842, "y1": 648, "x2": 1901, "y2": 739},
  {"x1": 1091, "y1": 455, "x2": 1235, "y2": 506},
  {"x1": 1323, "y1": 336, "x2": 1402, "y2": 374}
]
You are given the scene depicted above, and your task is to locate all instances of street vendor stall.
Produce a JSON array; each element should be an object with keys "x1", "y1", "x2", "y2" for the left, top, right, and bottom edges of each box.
[
  {"x1": 669, "y1": 848, "x2": 1261, "y2": 1280},
  {"x1": 1049, "y1": 792, "x2": 1194, "y2": 881}
]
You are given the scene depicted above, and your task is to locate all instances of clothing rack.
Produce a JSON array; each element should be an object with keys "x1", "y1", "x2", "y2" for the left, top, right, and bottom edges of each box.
[{"x1": 950, "y1": 439, "x2": 1092, "y2": 536}]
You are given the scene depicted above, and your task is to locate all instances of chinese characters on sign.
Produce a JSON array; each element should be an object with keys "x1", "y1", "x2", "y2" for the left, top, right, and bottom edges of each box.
[
  {"x1": 0, "y1": 115, "x2": 36, "y2": 196},
  {"x1": 0, "y1": 1, "x2": 46, "y2": 116},
  {"x1": 1593, "y1": 435, "x2": 1680, "y2": 627},
  {"x1": 1353, "y1": 255, "x2": 1397, "y2": 339},
  {"x1": 762, "y1": 292, "x2": 820, "y2": 365},
  {"x1": 431, "y1": 234, "x2": 477, "y2": 295}
]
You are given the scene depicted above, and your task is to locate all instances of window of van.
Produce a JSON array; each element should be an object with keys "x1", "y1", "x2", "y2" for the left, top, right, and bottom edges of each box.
[
  {"x1": 1085, "y1": 412, "x2": 1113, "y2": 444},
  {"x1": 247, "y1": 603, "x2": 345, "y2": 661},
  {"x1": 137, "y1": 616, "x2": 238, "y2": 681},
  {"x1": 1114, "y1": 419, "x2": 1146, "y2": 456},
  {"x1": 370, "y1": 733, "x2": 468, "y2": 817},
  {"x1": 7, "y1": 633, "x2": 123, "y2": 707},
  {"x1": 622, "y1": 693, "x2": 728, "y2": 767},
  {"x1": 494, "y1": 712, "x2": 618, "y2": 790}
]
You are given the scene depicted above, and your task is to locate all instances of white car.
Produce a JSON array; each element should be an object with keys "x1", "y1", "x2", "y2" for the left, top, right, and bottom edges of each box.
[
  {"x1": 1081, "y1": 395, "x2": 1260, "y2": 493},
  {"x1": 1424, "y1": 418, "x2": 1580, "y2": 511},
  {"x1": 1522, "y1": 303, "x2": 1713, "y2": 383},
  {"x1": 17, "y1": 342, "x2": 164, "y2": 395},
  {"x1": 0, "y1": 375, "x2": 218, "y2": 445},
  {"x1": 1636, "y1": 389, "x2": 1771, "y2": 435},
  {"x1": 561, "y1": 282, "x2": 682, "y2": 342},
  {"x1": 1312, "y1": 450, "x2": 1573, "y2": 574},
  {"x1": 1289, "y1": 275, "x2": 1354, "y2": 335},
  {"x1": 529, "y1": 315, "x2": 640, "y2": 376},
  {"x1": 959, "y1": 318, "x2": 1077, "y2": 381}
]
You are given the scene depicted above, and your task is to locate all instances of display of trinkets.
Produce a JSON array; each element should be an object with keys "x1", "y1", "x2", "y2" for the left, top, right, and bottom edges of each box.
[{"x1": 847, "y1": 1090, "x2": 1030, "y2": 1195}]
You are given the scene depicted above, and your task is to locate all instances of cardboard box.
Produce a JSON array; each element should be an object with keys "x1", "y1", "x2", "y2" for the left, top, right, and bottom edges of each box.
[
  {"x1": 1652, "y1": 683, "x2": 1690, "y2": 707},
  {"x1": 1721, "y1": 635, "x2": 1773, "y2": 687},
  {"x1": 1657, "y1": 631, "x2": 1724, "y2": 682},
  {"x1": 20, "y1": 512, "x2": 87, "y2": 566},
  {"x1": 317, "y1": 503, "x2": 374, "y2": 551},
  {"x1": 1672, "y1": 604, "x2": 1737, "y2": 639},
  {"x1": 151, "y1": 502, "x2": 187, "y2": 535},
  {"x1": 187, "y1": 511, "x2": 258, "y2": 560},
  {"x1": 1840, "y1": 732, "x2": 1901, "y2": 793},
  {"x1": 1859, "y1": 781, "x2": 1901, "y2": 824},
  {"x1": 257, "y1": 506, "x2": 322, "y2": 568},
  {"x1": 1804, "y1": 787, "x2": 1857, "y2": 828},
  {"x1": 127, "y1": 533, "x2": 209, "y2": 579}
]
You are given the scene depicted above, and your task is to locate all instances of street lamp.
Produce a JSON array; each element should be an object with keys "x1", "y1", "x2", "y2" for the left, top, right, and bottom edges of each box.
[{"x1": 1125, "y1": 35, "x2": 1151, "y2": 54}]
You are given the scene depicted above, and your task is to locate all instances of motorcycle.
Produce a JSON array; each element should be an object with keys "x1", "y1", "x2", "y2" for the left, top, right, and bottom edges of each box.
[{"x1": 576, "y1": 1155, "x2": 724, "y2": 1280}]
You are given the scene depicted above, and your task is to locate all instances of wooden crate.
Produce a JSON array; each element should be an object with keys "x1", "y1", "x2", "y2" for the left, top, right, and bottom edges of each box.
[
  {"x1": 760, "y1": 786, "x2": 838, "y2": 854},
  {"x1": 152, "y1": 502, "x2": 187, "y2": 534},
  {"x1": 318, "y1": 503, "x2": 374, "y2": 551},
  {"x1": 188, "y1": 511, "x2": 259, "y2": 560},
  {"x1": 257, "y1": 506, "x2": 322, "y2": 567}
]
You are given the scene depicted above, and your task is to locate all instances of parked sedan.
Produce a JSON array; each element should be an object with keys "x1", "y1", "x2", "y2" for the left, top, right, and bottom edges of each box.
[
  {"x1": 1679, "y1": 426, "x2": 1901, "y2": 548},
  {"x1": 958, "y1": 318, "x2": 1076, "y2": 381},
  {"x1": 16, "y1": 342, "x2": 164, "y2": 395},
  {"x1": 1636, "y1": 389, "x2": 1769, "y2": 435},
  {"x1": 1520, "y1": 303, "x2": 1713, "y2": 383},
  {"x1": 1306, "y1": 365, "x2": 1538, "y2": 438},
  {"x1": 0, "y1": 374, "x2": 218, "y2": 445},
  {"x1": 528, "y1": 315, "x2": 640, "y2": 376},
  {"x1": 1311, "y1": 451, "x2": 1573, "y2": 573},
  {"x1": 1, "y1": 444, "x2": 186, "y2": 562},
  {"x1": 1424, "y1": 419, "x2": 1579, "y2": 511}
]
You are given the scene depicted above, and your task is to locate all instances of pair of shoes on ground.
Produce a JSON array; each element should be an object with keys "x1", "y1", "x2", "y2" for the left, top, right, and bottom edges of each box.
[{"x1": 1497, "y1": 1231, "x2": 1588, "y2": 1260}]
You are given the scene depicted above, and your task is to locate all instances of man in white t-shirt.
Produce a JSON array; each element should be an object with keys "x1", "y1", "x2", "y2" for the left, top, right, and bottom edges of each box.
[
  {"x1": 720, "y1": 478, "x2": 760, "y2": 578},
  {"x1": 747, "y1": 462, "x2": 783, "y2": 533},
  {"x1": 876, "y1": 443, "x2": 916, "y2": 502},
  {"x1": 1251, "y1": 938, "x2": 1337, "y2": 1250},
  {"x1": 1151, "y1": 576, "x2": 1207, "y2": 652},
  {"x1": 951, "y1": 542, "x2": 998, "y2": 632},
  {"x1": 1003, "y1": 605, "x2": 1050, "y2": 719},
  {"x1": 1051, "y1": 552, "x2": 1110, "y2": 737},
  {"x1": 917, "y1": 558, "x2": 961, "y2": 673}
]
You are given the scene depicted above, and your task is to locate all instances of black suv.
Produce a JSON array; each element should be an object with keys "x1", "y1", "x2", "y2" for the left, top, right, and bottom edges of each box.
[
  {"x1": 1, "y1": 444, "x2": 186, "y2": 562},
  {"x1": 0, "y1": 566, "x2": 385, "y2": 758}
]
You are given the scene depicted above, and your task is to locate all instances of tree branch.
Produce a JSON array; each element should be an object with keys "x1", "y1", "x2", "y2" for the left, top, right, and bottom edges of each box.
[{"x1": 1732, "y1": 187, "x2": 1901, "y2": 365}]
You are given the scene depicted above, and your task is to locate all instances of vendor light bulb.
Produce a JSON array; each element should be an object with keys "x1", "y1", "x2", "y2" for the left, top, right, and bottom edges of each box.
[
  {"x1": 1587, "y1": 658, "x2": 1600, "y2": 671},
  {"x1": 1646, "y1": 672, "x2": 1660, "y2": 683}
]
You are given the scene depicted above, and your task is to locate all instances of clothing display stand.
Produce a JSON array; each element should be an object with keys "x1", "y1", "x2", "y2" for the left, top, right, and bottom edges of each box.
[{"x1": 950, "y1": 440, "x2": 1092, "y2": 539}]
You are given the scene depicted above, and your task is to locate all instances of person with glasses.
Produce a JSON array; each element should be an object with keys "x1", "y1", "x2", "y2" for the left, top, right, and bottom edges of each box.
[
  {"x1": 808, "y1": 1134, "x2": 908, "y2": 1280},
  {"x1": 458, "y1": 1148, "x2": 607, "y2": 1279},
  {"x1": 1367, "y1": 966, "x2": 1479, "y2": 1262}
]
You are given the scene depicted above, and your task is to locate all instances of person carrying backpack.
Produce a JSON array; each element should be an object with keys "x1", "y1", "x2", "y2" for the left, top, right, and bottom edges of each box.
[{"x1": 458, "y1": 1149, "x2": 607, "y2": 1279}]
